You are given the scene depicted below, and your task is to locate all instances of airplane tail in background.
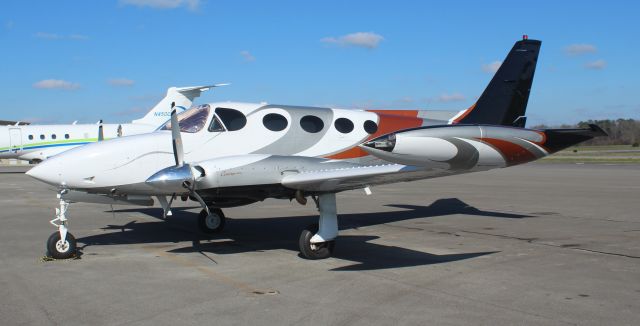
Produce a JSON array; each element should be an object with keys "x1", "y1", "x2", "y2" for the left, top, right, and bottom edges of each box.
[
  {"x1": 131, "y1": 84, "x2": 228, "y2": 127},
  {"x1": 452, "y1": 37, "x2": 541, "y2": 127}
]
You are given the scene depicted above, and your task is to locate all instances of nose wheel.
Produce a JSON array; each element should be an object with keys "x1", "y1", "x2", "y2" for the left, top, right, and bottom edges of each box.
[
  {"x1": 198, "y1": 207, "x2": 226, "y2": 233},
  {"x1": 46, "y1": 232, "x2": 77, "y2": 259}
]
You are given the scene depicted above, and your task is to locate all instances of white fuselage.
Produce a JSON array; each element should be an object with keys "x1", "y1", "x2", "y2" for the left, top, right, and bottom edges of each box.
[
  {"x1": 26, "y1": 102, "x2": 388, "y2": 190},
  {"x1": 0, "y1": 123, "x2": 159, "y2": 162},
  {"x1": 26, "y1": 100, "x2": 582, "y2": 204}
]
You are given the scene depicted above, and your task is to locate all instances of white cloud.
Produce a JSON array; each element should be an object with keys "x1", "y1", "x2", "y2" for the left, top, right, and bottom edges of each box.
[
  {"x1": 565, "y1": 44, "x2": 597, "y2": 56},
  {"x1": 119, "y1": 0, "x2": 201, "y2": 11},
  {"x1": 437, "y1": 93, "x2": 466, "y2": 102},
  {"x1": 240, "y1": 50, "x2": 255, "y2": 62},
  {"x1": 482, "y1": 61, "x2": 502, "y2": 74},
  {"x1": 33, "y1": 79, "x2": 80, "y2": 90},
  {"x1": 321, "y1": 32, "x2": 384, "y2": 49},
  {"x1": 585, "y1": 59, "x2": 607, "y2": 70},
  {"x1": 428, "y1": 93, "x2": 466, "y2": 103},
  {"x1": 108, "y1": 78, "x2": 135, "y2": 86},
  {"x1": 34, "y1": 32, "x2": 61, "y2": 40}
]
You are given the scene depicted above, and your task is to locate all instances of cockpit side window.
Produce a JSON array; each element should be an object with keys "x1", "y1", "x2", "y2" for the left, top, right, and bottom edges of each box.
[
  {"x1": 208, "y1": 115, "x2": 226, "y2": 132},
  {"x1": 215, "y1": 107, "x2": 246, "y2": 131},
  {"x1": 160, "y1": 104, "x2": 210, "y2": 133}
]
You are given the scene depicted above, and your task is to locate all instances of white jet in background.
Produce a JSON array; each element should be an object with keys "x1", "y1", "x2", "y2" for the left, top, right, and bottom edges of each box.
[{"x1": 0, "y1": 85, "x2": 225, "y2": 163}]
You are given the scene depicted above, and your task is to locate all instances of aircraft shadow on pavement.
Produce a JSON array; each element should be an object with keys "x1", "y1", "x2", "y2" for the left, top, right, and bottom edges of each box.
[{"x1": 78, "y1": 198, "x2": 524, "y2": 270}]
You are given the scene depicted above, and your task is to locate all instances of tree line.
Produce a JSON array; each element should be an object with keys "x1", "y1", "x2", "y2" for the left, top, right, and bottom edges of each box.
[{"x1": 531, "y1": 119, "x2": 640, "y2": 146}]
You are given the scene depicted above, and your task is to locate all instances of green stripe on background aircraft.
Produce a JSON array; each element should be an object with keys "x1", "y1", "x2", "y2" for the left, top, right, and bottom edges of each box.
[
  {"x1": 26, "y1": 37, "x2": 607, "y2": 260},
  {"x1": 0, "y1": 85, "x2": 225, "y2": 162}
]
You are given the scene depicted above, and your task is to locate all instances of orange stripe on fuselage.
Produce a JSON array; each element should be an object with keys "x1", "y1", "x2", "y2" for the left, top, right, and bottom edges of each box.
[
  {"x1": 481, "y1": 137, "x2": 537, "y2": 166},
  {"x1": 326, "y1": 110, "x2": 423, "y2": 159},
  {"x1": 368, "y1": 110, "x2": 420, "y2": 118}
]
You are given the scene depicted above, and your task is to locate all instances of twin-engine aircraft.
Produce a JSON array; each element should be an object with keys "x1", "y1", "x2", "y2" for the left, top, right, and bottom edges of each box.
[
  {"x1": 27, "y1": 38, "x2": 606, "y2": 260},
  {"x1": 0, "y1": 85, "x2": 221, "y2": 162}
]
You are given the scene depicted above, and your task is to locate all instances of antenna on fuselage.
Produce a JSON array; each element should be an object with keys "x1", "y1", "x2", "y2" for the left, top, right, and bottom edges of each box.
[{"x1": 98, "y1": 119, "x2": 104, "y2": 142}]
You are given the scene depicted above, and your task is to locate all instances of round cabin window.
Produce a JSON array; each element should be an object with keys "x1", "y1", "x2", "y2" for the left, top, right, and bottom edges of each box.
[
  {"x1": 263, "y1": 113, "x2": 288, "y2": 132},
  {"x1": 300, "y1": 115, "x2": 324, "y2": 133},
  {"x1": 334, "y1": 118, "x2": 354, "y2": 134},
  {"x1": 364, "y1": 120, "x2": 378, "y2": 134}
]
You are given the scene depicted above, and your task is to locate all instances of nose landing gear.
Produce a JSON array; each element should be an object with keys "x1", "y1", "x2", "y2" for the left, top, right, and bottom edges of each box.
[{"x1": 46, "y1": 192, "x2": 77, "y2": 259}]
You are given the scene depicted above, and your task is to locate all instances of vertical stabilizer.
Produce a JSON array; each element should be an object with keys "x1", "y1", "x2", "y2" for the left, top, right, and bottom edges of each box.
[
  {"x1": 131, "y1": 84, "x2": 227, "y2": 127},
  {"x1": 453, "y1": 37, "x2": 541, "y2": 126}
]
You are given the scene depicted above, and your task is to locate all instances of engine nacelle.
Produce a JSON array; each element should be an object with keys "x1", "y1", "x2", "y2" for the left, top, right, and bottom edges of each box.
[{"x1": 193, "y1": 154, "x2": 359, "y2": 190}]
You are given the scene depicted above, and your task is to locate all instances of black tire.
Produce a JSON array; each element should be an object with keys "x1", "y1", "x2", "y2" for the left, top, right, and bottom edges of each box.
[
  {"x1": 46, "y1": 232, "x2": 77, "y2": 259},
  {"x1": 198, "y1": 208, "x2": 226, "y2": 233},
  {"x1": 298, "y1": 223, "x2": 335, "y2": 260}
]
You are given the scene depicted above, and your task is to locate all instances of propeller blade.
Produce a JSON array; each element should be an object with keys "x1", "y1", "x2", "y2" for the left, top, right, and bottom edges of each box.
[
  {"x1": 170, "y1": 104, "x2": 184, "y2": 167},
  {"x1": 98, "y1": 120, "x2": 104, "y2": 142}
]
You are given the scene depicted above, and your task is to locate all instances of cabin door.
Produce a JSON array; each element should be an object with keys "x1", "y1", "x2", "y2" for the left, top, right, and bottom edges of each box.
[{"x1": 9, "y1": 128, "x2": 22, "y2": 153}]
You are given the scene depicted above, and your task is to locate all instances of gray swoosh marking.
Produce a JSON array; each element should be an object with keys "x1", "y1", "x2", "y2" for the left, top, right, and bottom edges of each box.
[
  {"x1": 251, "y1": 105, "x2": 334, "y2": 155},
  {"x1": 437, "y1": 137, "x2": 479, "y2": 171}
]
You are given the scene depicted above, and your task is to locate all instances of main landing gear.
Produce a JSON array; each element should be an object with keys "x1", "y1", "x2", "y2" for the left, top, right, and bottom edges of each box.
[
  {"x1": 198, "y1": 207, "x2": 226, "y2": 233},
  {"x1": 158, "y1": 194, "x2": 227, "y2": 234},
  {"x1": 298, "y1": 193, "x2": 338, "y2": 260},
  {"x1": 46, "y1": 191, "x2": 77, "y2": 259},
  {"x1": 42, "y1": 190, "x2": 338, "y2": 261}
]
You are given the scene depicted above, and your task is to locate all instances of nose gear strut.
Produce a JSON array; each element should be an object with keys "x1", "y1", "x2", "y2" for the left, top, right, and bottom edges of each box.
[{"x1": 46, "y1": 189, "x2": 77, "y2": 259}]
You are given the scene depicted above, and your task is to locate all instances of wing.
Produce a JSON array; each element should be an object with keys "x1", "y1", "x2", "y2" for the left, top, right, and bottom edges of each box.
[{"x1": 281, "y1": 163, "x2": 448, "y2": 192}]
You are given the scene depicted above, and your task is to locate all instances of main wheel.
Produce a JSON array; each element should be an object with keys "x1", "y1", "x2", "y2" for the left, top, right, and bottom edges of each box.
[
  {"x1": 46, "y1": 232, "x2": 77, "y2": 259},
  {"x1": 298, "y1": 224, "x2": 335, "y2": 260},
  {"x1": 198, "y1": 208, "x2": 226, "y2": 233}
]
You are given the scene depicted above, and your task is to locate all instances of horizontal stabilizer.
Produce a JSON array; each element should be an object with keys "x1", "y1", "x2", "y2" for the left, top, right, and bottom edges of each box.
[
  {"x1": 541, "y1": 124, "x2": 608, "y2": 153},
  {"x1": 174, "y1": 83, "x2": 229, "y2": 94}
]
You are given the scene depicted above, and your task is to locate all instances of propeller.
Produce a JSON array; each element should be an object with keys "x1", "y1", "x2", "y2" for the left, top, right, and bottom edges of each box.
[
  {"x1": 146, "y1": 105, "x2": 194, "y2": 193},
  {"x1": 170, "y1": 102, "x2": 184, "y2": 167},
  {"x1": 145, "y1": 104, "x2": 211, "y2": 214}
]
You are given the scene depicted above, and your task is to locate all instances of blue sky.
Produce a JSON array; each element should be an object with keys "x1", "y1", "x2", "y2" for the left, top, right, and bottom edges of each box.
[{"x1": 1, "y1": 0, "x2": 639, "y2": 126}]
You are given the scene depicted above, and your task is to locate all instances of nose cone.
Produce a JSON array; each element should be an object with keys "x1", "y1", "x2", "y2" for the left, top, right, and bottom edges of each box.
[
  {"x1": 26, "y1": 158, "x2": 64, "y2": 186},
  {"x1": 26, "y1": 132, "x2": 173, "y2": 190}
]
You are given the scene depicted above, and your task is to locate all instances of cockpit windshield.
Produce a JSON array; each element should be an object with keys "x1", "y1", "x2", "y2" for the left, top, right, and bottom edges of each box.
[{"x1": 160, "y1": 104, "x2": 211, "y2": 133}]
